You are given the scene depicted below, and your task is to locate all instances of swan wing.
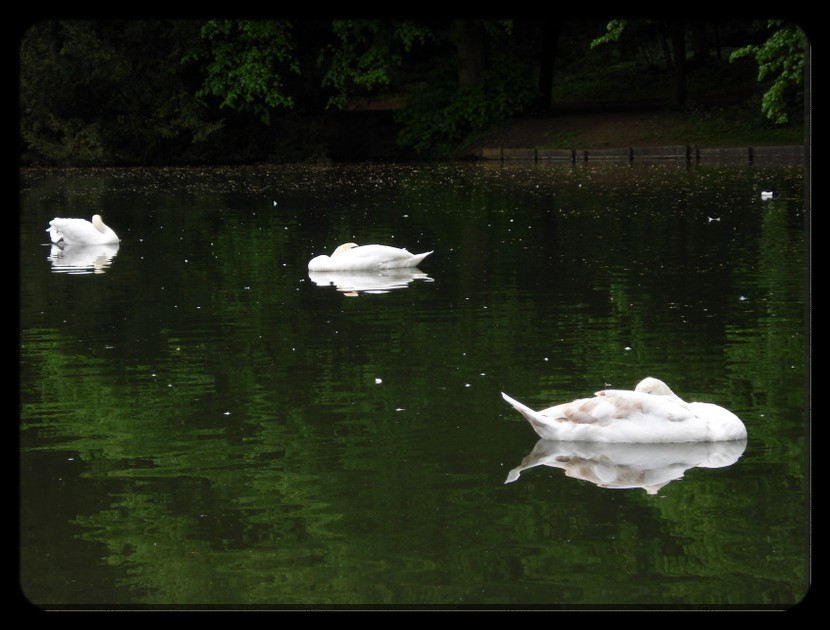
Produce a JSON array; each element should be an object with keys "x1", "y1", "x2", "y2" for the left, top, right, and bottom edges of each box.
[
  {"x1": 311, "y1": 244, "x2": 432, "y2": 271},
  {"x1": 47, "y1": 217, "x2": 119, "y2": 245},
  {"x1": 47, "y1": 218, "x2": 91, "y2": 244},
  {"x1": 344, "y1": 245, "x2": 430, "y2": 266},
  {"x1": 593, "y1": 389, "x2": 695, "y2": 421}
]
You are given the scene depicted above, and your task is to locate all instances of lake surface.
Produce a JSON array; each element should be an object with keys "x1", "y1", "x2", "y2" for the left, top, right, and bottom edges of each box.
[{"x1": 19, "y1": 161, "x2": 809, "y2": 610}]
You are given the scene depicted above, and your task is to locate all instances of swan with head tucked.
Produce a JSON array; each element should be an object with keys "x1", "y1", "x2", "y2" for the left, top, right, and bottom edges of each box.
[
  {"x1": 502, "y1": 377, "x2": 747, "y2": 443},
  {"x1": 308, "y1": 242, "x2": 432, "y2": 272},
  {"x1": 47, "y1": 215, "x2": 120, "y2": 246}
]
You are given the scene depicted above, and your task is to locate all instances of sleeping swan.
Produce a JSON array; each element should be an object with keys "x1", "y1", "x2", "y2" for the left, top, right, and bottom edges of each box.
[
  {"x1": 308, "y1": 242, "x2": 432, "y2": 272},
  {"x1": 502, "y1": 377, "x2": 747, "y2": 443},
  {"x1": 47, "y1": 215, "x2": 120, "y2": 245}
]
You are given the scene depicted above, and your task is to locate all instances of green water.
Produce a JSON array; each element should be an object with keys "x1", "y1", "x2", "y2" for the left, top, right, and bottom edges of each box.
[{"x1": 19, "y1": 162, "x2": 809, "y2": 609}]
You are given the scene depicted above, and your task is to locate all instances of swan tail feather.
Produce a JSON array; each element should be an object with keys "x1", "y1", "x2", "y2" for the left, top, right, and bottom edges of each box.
[
  {"x1": 412, "y1": 251, "x2": 433, "y2": 266},
  {"x1": 502, "y1": 392, "x2": 541, "y2": 424},
  {"x1": 377, "y1": 250, "x2": 433, "y2": 269},
  {"x1": 504, "y1": 468, "x2": 521, "y2": 484}
]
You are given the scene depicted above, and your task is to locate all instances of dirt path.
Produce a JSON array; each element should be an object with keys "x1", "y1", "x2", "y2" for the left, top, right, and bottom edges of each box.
[{"x1": 465, "y1": 109, "x2": 701, "y2": 153}]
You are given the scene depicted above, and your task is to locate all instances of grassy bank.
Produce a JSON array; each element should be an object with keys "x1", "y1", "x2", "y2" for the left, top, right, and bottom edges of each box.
[{"x1": 461, "y1": 53, "x2": 805, "y2": 154}]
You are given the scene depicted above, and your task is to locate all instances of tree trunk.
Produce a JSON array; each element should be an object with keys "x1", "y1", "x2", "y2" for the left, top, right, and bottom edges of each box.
[
  {"x1": 453, "y1": 20, "x2": 486, "y2": 88},
  {"x1": 669, "y1": 19, "x2": 687, "y2": 108},
  {"x1": 537, "y1": 19, "x2": 562, "y2": 111},
  {"x1": 689, "y1": 20, "x2": 710, "y2": 68}
]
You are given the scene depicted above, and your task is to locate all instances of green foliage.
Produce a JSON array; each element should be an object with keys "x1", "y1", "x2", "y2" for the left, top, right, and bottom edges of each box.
[
  {"x1": 192, "y1": 20, "x2": 301, "y2": 124},
  {"x1": 19, "y1": 20, "x2": 217, "y2": 165},
  {"x1": 396, "y1": 52, "x2": 537, "y2": 155},
  {"x1": 729, "y1": 20, "x2": 805, "y2": 124},
  {"x1": 589, "y1": 19, "x2": 806, "y2": 123},
  {"x1": 321, "y1": 19, "x2": 432, "y2": 110},
  {"x1": 589, "y1": 18, "x2": 628, "y2": 48},
  {"x1": 19, "y1": 19, "x2": 807, "y2": 166}
]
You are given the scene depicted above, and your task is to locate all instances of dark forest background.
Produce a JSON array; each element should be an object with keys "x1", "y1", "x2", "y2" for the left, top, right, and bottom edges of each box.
[{"x1": 18, "y1": 19, "x2": 807, "y2": 166}]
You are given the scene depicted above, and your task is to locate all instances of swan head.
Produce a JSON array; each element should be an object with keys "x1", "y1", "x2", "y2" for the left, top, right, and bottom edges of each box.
[{"x1": 635, "y1": 377, "x2": 678, "y2": 397}]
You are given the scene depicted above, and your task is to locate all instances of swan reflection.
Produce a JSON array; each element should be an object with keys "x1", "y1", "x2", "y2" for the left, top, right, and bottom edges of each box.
[
  {"x1": 505, "y1": 438, "x2": 747, "y2": 494},
  {"x1": 47, "y1": 243, "x2": 120, "y2": 274},
  {"x1": 308, "y1": 268, "x2": 433, "y2": 296}
]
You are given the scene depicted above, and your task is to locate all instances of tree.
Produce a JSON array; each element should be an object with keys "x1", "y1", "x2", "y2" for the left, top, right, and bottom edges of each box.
[
  {"x1": 729, "y1": 20, "x2": 806, "y2": 124},
  {"x1": 394, "y1": 20, "x2": 536, "y2": 154},
  {"x1": 668, "y1": 19, "x2": 687, "y2": 107},
  {"x1": 188, "y1": 20, "x2": 302, "y2": 124},
  {"x1": 192, "y1": 19, "x2": 535, "y2": 156},
  {"x1": 452, "y1": 19, "x2": 486, "y2": 87},
  {"x1": 536, "y1": 18, "x2": 563, "y2": 111},
  {"x1": 19, "y1": 20, "x2": 216, "y2": 165},
  {"x1": 320, "y1": 19, "x2": 433, "y2": 109},
  {"x1": 590, "y1": 18, "x2": 690, "y2": 108}
]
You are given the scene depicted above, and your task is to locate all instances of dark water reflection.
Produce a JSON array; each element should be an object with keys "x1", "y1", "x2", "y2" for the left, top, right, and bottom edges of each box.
[{"x1": 19, "y1": 162, "x2": 808, "y2": 608}]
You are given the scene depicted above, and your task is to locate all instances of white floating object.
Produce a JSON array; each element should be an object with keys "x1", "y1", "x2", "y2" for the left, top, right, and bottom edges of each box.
[
  {"x1": 309, "y1": 243, "x2": 432, "y2": 272},
  {"x1": 502, "y1": 377, "x2": 747, "y2": 443},
  {"x1": 46, "y1": 215, "x2": 120, "y2": 245}
]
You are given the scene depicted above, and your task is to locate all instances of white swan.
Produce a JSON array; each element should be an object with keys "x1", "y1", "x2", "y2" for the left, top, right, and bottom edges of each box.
[
  {"x1": 308, "y1": 242, "x2": 432, "y2": 272},
  {"x1": 46, "y1": 215, "x2": 120, "y2": 245},
  {"x1": 502, "y1": 377, "x2": 747, "y2": 443}
]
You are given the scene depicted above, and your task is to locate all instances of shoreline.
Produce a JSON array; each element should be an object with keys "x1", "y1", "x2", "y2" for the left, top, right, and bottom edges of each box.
[{"x1": 471, "y1": 144, "x2": 806, "y2": 164}]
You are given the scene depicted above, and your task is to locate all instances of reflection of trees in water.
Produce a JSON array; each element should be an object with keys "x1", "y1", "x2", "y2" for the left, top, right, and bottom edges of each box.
[{"x1": 19, "y1": 164, "x2": 807, "y2": 607}]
